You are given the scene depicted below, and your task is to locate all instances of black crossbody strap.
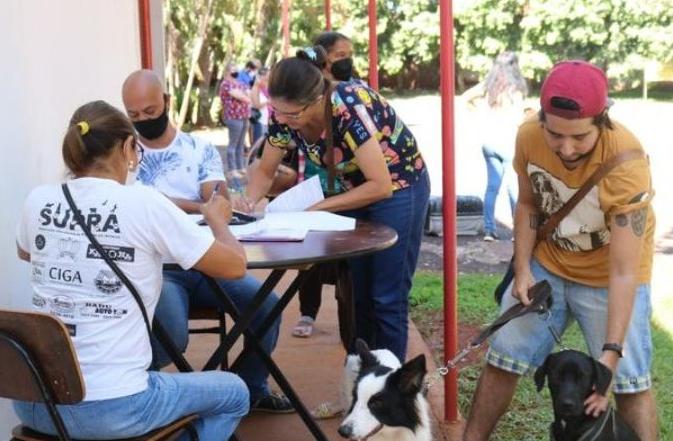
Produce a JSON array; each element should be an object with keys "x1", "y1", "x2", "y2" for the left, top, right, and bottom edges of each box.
[{"x1": 61, "y1": 183, "x2": 153, "y2": 341}]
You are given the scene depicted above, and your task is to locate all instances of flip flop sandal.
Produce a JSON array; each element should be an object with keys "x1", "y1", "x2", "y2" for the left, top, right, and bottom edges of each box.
[
  {"x1": 292, "y1": 316, "x2": 314, "y2": 338},
  {"x1": 311, "y1": 401, "x2": 344, "y2": 420}
]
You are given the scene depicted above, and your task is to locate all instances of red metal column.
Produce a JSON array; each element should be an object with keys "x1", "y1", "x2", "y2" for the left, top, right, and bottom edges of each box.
[
  {"x1": 325, "y1": 0, "x2": 332, "y2": 31},
  {"x1": 440, "y1": 0, "x2": 458, "y2": 422},
  {"x1": 282, "y1": 0, "x2": 291, "y2": 57},
  {"x1": 367, "y1": 0, "x2": 379, "y2": 90},
  {"x1": 138, "y1": 0, "x2": 153, "y2": 69}
]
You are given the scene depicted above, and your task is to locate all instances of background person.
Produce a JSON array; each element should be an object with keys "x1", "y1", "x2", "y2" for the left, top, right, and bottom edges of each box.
[
  {"x1": 463, "y1": 51, "x2": 528, "y2": 241},
  {"x1": 463, "y1": 60, "x2": 658, "y2": 441},
  {"x1": 219, "y1": 63, "x2": 251, "y2": 183},
  {"x1": 314, "y1": 31, "x2": 355, "y2": 82},
  {"x1": 250, "y1": 67, "x2": 271, "y2": 145},
  {"x1": 14, "y1": 100, "x2": 249, "y2": 440},
  {"x1": 235, "y1": 46, "x2": 430, "y2": 363},
  {"x1": 122, "y1": 70, "x2": 293, "y2": 414}
]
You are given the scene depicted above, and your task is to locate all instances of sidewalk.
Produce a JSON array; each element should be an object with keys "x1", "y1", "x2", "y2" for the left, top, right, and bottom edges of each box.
[{"x1": 181, "y1": 269, "x2": 453, "y2": 441}]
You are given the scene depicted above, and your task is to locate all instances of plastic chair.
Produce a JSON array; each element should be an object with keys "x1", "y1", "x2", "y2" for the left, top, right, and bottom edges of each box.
[{"x1": 0, "y1": 308, "x2": 198, "y2": 441}]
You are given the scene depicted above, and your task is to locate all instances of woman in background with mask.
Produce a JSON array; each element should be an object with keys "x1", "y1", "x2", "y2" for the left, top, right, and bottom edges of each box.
[
  {"x1": 314, "y1": 31, "x2": 356, "y2": 82},
  {"x1": 219, "y1": 63, "x2": 252, "y2": 184}
]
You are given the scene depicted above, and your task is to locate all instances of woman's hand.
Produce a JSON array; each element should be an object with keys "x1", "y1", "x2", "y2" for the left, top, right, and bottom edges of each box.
[{"x1": 231, "y1": 194, "x2": 256, "y2": 213}]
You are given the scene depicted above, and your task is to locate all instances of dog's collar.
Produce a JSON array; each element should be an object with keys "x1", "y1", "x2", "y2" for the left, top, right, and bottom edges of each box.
[{"x1": 551, "y1": 407, "x2": 615, "y2": 441}]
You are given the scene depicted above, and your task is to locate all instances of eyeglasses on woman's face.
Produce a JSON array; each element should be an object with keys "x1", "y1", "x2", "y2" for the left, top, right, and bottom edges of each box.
[
  {"x1": 128, "y1": 136, "x2": 144, "y2": 164},
  {"x1": 271, "y1": 96, "x2": 323, "y2": 122}
]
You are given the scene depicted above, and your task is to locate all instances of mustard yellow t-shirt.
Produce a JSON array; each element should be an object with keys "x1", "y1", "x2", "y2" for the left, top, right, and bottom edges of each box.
[{"x1": 514, "y1": 118, "x2": 655, "y2": 287}]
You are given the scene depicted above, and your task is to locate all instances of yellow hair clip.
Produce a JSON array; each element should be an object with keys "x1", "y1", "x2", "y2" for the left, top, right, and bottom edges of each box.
[{"x1": 77, "y1": 121, "x2": 90, "y2": 135}]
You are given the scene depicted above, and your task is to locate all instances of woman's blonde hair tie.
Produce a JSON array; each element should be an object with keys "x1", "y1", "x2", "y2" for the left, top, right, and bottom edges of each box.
[{"x1": 77, "y1": 121, "x2": 90, "y2": 135}]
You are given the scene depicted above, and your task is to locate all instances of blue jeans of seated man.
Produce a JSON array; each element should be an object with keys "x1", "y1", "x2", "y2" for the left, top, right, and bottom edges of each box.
[
  {"x1": 482, "y1": 145, "x2": 517, "y2": 235},
  {"x1": 14, "y1": 371, "x2": 249, "y2": 441},
  {"x1": 152, "y1": 270, "x2": 280, "y2": 402},
  {"x1": 223, "y1": 118, "x2": 249, "y2": 172},
  {"x1": 343, "y1": 171, "x2": 430, "y2": 362}
]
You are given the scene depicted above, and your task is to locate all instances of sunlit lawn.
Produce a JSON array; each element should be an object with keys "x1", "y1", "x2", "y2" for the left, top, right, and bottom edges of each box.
[{"x1": 410, "y1": 271, "x2": 673, "y2": 440}]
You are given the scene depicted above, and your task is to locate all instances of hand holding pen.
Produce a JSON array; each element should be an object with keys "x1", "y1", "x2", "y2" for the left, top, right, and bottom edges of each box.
[{"x1": 201, "y1": 182, "x2": 232, "y2": 224}]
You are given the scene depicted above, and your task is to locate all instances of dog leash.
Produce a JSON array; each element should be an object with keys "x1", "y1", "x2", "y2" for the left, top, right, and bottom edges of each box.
[
  {"x1": 423, "y1": 280, "x2": 553, "y2": 391},
  {"x1": 550, "y1": 407, "x2": 615, "y2": 441}
]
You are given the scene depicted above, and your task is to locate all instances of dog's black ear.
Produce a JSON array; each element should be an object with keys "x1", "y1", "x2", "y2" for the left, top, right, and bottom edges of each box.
[
  {"x1": 355, "y1": 338, "x2": 378, "y2": 369},
  {"x1": 534, "y1": 357, "x2": 549, "y2": 392},
  {"x1": 395, "y1": 354, "x2": 427, "y2": 395},
  {"x1": 591, "y1": 358, "x2": 613, "y2": 396}
]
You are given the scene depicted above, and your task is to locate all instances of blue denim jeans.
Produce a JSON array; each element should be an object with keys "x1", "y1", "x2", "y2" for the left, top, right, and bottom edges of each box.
[
  {"x1": 14, "y1": 371, "x2": 249, "y2": 440},
  {"x1": 152, "y1": 270, "x2": 280, "y2": 402},
  {"x1": 251, "y1": 121, "x2": 267, "y2": 147},
  {"x1": 487, "y1": 259, "x2": 653, "y2": 393},
  {"x1": 343, "y1": 172, "x2": 430, "y2": 361},
  {"x1": 223, "y1": 118, "x2": 249, "y2": 172},
  {"x1": 482, "y1": 145, "x2": 517, "y2": 234}
]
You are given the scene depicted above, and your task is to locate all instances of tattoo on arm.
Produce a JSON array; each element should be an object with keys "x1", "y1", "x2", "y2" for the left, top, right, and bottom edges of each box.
[
  {"x1": 630, "y1": 208, "x2": 647, "y2": 237},
  {"x1": 615, "y1": 213, "x2": 628, "y2": 227}
]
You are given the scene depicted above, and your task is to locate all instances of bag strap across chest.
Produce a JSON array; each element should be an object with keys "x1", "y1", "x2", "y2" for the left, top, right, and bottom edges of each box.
[{"x1": 536, "y1": 148, "x2": 646, "y2": 241}]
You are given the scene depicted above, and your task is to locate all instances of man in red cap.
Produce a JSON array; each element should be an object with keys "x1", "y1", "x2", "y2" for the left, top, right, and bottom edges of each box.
[{"x1": 464, "y1": 60, "x2": 658, "y2": 440}]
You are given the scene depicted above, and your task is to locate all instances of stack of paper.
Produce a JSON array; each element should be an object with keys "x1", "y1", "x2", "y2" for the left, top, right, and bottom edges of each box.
[{"x1": 196, "y1": 175, "x2": 357, "y2": 242}]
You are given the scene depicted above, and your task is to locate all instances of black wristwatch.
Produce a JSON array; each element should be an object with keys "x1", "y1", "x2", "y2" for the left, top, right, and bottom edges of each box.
[{"x1": 602, "y1": 343, "x2": 624, "y2": 358}]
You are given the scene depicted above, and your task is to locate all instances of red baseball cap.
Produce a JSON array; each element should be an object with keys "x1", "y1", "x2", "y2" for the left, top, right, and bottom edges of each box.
[{"x1": 540, "y1": 60, "x2": 609, "y2": 119}]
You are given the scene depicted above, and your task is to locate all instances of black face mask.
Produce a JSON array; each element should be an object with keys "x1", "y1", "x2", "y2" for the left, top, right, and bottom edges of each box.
[
  {"x1": 133, "y1": 104, "x2": 169, "y2": 140},
  {"x1": 330, "y1": 57, "x2": 354, "y2": 81}
]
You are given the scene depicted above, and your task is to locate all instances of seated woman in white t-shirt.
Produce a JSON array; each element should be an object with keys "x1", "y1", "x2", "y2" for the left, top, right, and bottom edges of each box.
[{"x1": 14, "y1": 100, "x2": 249, "y2": 440}]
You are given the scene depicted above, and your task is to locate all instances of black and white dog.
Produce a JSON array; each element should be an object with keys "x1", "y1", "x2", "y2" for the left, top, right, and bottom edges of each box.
[
  {"x1": 337, "y1": 339, "x2": 432, "y2": 441},
  {"x1": 534, "y1": 350, "x2": 640, "y2": 441}
]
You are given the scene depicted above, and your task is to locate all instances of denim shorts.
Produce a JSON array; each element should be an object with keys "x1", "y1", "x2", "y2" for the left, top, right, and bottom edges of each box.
[{"x1": 486, "y1": 259, "x2": 653, "y2": 393}]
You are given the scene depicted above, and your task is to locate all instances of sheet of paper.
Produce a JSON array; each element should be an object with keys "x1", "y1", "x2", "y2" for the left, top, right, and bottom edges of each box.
[
  {"x1": 266, "y1": 175, "x2": 324, "y2": 213},
  {"x1": 229, "y1": 221, "x2": 307, "y2": 241},
  {"x1": 263, "y1": 211, "x2": 356, "y2": 231}
]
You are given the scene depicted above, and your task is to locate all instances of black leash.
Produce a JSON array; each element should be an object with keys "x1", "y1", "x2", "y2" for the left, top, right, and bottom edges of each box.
[{"x1": 424, "y1": 280, "x2": 552, "y2": 390}]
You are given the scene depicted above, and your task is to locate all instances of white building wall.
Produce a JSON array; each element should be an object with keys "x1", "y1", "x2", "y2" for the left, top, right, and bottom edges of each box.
[{"x1": 0, "y1": 0, "x2": 143, "y2": 433}]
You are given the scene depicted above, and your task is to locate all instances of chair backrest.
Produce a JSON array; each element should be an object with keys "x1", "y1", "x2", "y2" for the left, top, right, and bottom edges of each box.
[{"x1": 0, "y1": 309, "x2": 84, "y2": 404}]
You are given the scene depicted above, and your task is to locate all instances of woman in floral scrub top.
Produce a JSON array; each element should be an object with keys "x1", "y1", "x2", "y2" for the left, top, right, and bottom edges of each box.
[{"x1": 237, "y1": 47, "x2": 430, "y2": 361}]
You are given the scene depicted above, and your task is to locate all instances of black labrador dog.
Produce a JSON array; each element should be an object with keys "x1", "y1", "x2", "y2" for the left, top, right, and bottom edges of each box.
[{"x1": 534, "y1": 350, "x2": 640, "y2": 441}]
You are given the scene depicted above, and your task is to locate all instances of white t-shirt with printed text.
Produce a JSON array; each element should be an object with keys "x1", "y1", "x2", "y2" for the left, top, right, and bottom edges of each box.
[
  {"x1": 136, "y1": 131, "x2": 225, "y2": 200},
  {"x1": 16, "y1": 178, "x2": 214, "y2": 401}
]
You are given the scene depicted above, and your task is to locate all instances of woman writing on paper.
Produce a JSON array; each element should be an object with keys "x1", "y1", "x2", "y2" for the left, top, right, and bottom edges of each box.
[
  {"x1": 234, "y1": 47, "x2": 430, "y2": 362},
  {"x1": 15, "y1": 101, "x2": 249, "y2": 440}
]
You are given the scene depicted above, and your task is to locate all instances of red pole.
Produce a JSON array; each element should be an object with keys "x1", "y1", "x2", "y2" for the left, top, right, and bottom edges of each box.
[
  {"x1": 282, "y1": 0, "x2": 291, "y2": 57},
  {"x1": 367, "y1": 0, "x2": 379, "y2": 90},
  {"x1": 325, "y1": 0, "x2": 332, "y2": 31},
  {"x1": 440, "y1": 0, "x2": 458, "y2": 422},
  {"x1": 138, "y1": 0, "x2": 153, "y2": 69}
]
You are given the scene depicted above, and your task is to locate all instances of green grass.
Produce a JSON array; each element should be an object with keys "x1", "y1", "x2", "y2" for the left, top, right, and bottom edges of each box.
[{"x1": 410, "y1": 271, "x2": 673, "y2": 439}]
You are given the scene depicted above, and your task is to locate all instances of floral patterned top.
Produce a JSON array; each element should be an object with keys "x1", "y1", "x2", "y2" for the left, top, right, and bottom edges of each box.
[
  {"x1": 267, "y1": 81, "x2": 426, "y2": 192},
  {"x1": 219, "y1": 79, "x2": 251, "y2": 120}
]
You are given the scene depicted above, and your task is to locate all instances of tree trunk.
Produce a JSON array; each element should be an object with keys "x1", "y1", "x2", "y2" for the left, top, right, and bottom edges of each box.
[
  {"x1": 176, "y1": 0, "x2": 215, "y2": 129},
  {"x1": 196, "y1": 43, "x2": 214, "y2": 126}
]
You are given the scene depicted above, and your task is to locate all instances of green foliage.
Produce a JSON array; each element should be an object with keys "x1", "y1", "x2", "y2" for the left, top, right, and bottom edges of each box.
[
  {"x1": 410, "y1": 271, "x2": 673, "y2": 439},
  {"x1": 165, "y1": 0, "x2": 673, "y2": 126},
  {"x1": 455, "y1": 0, "x2": 673, "y2": 85}
]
